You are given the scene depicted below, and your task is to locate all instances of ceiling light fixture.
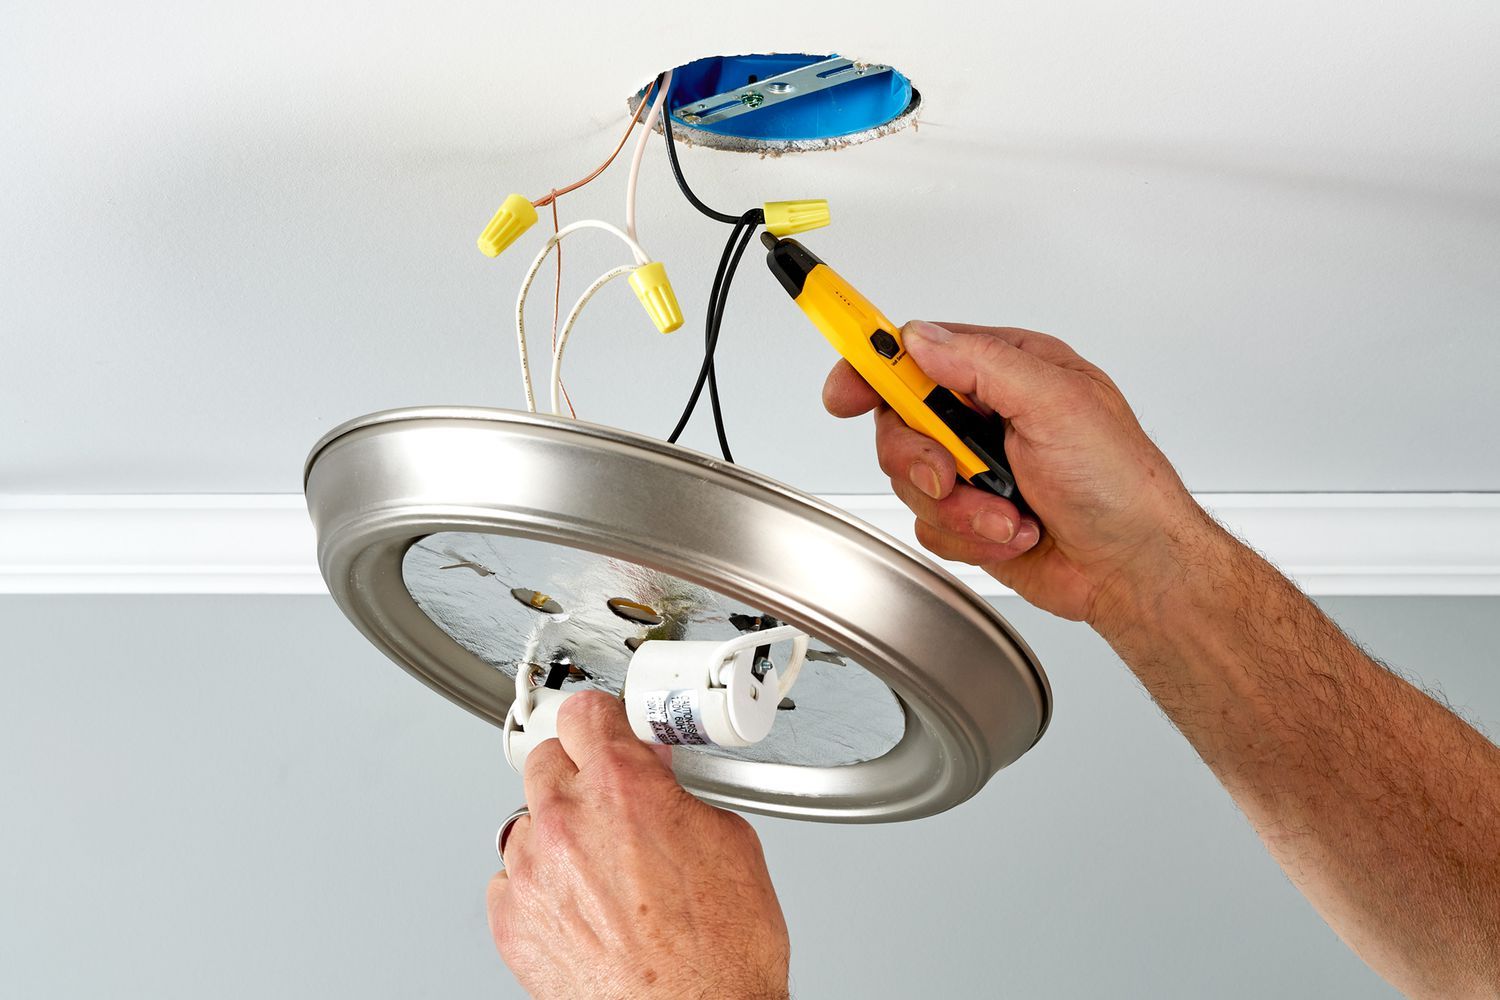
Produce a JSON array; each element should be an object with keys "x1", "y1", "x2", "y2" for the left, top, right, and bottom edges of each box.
[
  {"x1": 305, "y1": 54, "x2": 1048, "y2": 824},
  {"x1": 305, "y1": 410, "x2": 1049, "y2": 822}
]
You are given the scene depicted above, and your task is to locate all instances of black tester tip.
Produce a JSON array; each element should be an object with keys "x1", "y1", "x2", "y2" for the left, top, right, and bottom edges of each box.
[{"x1": 762, "y1": 234, "x2": 823, "y2": 298}]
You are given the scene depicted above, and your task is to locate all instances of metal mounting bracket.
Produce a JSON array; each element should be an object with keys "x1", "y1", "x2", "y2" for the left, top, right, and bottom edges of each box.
[{"x1": 673, "y1": 57, "x2": 893, "y2": 126}]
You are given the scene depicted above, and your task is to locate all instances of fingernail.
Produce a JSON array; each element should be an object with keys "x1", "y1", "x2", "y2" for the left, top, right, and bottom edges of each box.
[
  {"x1": 904, "y1": 320, "x2": 954, "y2": 344},
  {"x1": 1014, "y1": 521, "x2": 1041, "y2": 549},
  {"x1": 973, "y1": 510, "x2": 1017, "y2": 544},
  {"x1": 910, "y1": 462, "x2": 943, "y2": 500}
]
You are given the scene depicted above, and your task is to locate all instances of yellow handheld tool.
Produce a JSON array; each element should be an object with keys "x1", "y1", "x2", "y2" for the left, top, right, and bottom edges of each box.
[{"x1": 762, "y1": 233, "x2": 1028, "y2": 512}]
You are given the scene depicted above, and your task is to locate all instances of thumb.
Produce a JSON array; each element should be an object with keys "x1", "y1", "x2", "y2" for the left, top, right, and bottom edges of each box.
[{"x1": 903, "y1": 320, "x2": 1066, "y2": 419}]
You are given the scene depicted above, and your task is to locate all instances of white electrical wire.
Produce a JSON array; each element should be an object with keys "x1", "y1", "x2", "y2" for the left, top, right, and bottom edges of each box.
[
  {"x1": 515, "y1": 220, "x2": 648, "y2": 412},
  {"x1": 501, "y1": 703, "x2": 522, "y2": 771},
  {"x1": 557, "y1": 218, "x2": 647, "y2": 263},
  {"x1": 704, "y1": 625, "x2": 809, "y2": 700},
  {"x1": 625, "y1": 68, "x2": 673, "y2": 249},
  {"x1": 512, "y1": 632, "x2": 543, "y2": 728},
  {"x1": 550, "y1": 264, "x2": 636, "y2": 415},
  {"x1": 512, "y1": 72, "x2": 668, "y2": 418},
  {"x1": 776, "y1": 633, "x2": 808, "y2": 698}
]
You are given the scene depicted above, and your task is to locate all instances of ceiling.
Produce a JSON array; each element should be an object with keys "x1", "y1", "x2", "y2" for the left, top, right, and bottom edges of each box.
[{"x1": 3, "y1": 1, "x2": 1498, "y2": 495}]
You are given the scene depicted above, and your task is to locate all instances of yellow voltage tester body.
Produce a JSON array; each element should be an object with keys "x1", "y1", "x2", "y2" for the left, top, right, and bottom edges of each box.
[{"x1": 762, "y1": 233, "x2": 1028, "y2": 511}]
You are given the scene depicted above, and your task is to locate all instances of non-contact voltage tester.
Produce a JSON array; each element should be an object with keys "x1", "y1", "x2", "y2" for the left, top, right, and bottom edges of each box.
[{"x1": 761, "y1": 233, "x2": 1028, "y2": 511}]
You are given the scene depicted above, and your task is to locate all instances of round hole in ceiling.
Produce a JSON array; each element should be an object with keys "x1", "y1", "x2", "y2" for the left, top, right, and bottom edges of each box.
[{"x1": 633, "y1": 53, "x2": 920, "y2": 153}]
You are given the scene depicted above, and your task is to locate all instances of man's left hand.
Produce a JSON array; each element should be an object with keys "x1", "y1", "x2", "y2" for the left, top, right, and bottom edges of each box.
[{"x1": 488, "y1": 690, "x2": 791, "y2": 1000}]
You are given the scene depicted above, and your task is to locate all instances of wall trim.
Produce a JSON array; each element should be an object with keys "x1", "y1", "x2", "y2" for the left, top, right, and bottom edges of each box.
[{"x1": 1, "y1": 493, "x2": 1497, "y2": 597}]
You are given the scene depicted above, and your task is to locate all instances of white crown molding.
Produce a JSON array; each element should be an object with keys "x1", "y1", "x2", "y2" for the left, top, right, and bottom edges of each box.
[{"x1": 1, "y1": 493, "x2": 1497, "y2": 597}]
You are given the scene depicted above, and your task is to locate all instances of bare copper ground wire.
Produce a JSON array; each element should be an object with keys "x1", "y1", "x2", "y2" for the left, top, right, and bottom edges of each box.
[
  {"x1": 530, "y1": 78, "x2": 658, "y2": 208},
  {"x1": 549, "y1": 196, "x2": 575, "y2": 417},
  {"x1": 533, "y1": 77, "x2": 661, "y2": 417}
]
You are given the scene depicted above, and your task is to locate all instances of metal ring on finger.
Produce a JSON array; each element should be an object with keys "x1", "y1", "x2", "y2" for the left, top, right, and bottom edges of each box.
[{"x1": 495, "y1": 805, "x2": 531, "y2": 866}]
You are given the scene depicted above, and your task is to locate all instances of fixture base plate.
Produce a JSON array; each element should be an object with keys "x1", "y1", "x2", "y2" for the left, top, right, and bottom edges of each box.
[{"x1": 304, "y1": 407, "x2": 1050, "y2": 823}]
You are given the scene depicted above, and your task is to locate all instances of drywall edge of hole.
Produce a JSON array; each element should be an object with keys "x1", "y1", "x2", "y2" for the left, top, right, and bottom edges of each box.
[{"x1": 624, "y1": 54, "x2": 923, "y2": 155}]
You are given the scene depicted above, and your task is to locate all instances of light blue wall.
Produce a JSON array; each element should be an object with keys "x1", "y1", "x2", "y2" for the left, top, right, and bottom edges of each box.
[{"x1": 3, "y1": 595, "x2": 1495, "y2": 997}]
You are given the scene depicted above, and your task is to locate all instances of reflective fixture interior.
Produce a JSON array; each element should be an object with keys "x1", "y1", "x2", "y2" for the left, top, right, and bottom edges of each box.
[{"x1": 403, "y1": 532, "x2": 904, "y2": 767}]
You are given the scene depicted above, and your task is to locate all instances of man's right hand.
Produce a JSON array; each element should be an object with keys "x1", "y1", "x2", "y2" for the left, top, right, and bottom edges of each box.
[
  {"x1": 827, "y1": 320, "x2": 1500, "y2": 998},
  {"x1": 822, "y1": 319, "x2": 1214, "y2": 633}
]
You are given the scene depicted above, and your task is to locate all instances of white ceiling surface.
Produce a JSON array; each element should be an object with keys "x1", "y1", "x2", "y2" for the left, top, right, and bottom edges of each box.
[{"x1": 3, "y1": 2, "x2": 1498, "y2": 495}]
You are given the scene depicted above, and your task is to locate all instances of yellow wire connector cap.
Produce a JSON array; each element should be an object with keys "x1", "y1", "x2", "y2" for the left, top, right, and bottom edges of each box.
[
  {"x1": 762, "y1": 199, "x2": 831, "y2": 238},
  {"x1": 628, "y1": 261, "x2": 684, "y2": 334},
  {"x1": 477, "y1": 193, "x2": 539, "y2": 258}
]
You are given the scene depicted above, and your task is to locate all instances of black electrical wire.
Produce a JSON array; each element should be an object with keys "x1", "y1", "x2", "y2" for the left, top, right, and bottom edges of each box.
[
  {"x1": 666, "y1": 212, "x2": 760, "y2": 456},
  {"x1": 657, "y1": 74, "x2": 765, "y2": 463},
  {"x1": 703, "y1": 213, "x2": 762, "y2": 462},
  {"x1": 665, "y1": 219, "x2": 743, "y2": 444},
  {"x1": 660, "y1": 89, "x2": 740, "y2": 224}
]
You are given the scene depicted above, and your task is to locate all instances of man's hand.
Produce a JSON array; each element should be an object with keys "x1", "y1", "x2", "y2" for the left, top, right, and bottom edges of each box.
[
  {"x1": 822, "y1": 320, "x2": 1211, "y2": 630},
  {"x1": 488, "y1": 691, "x2": 791, "y2": 1000},
  {"x1": 829, "y1": 319, "x2": 1500, "y2": 997}
]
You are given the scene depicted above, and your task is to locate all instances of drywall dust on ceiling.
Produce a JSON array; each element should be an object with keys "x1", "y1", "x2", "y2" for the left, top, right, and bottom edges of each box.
[{"x1": 1, "y1": 1, "x2": 1498, "y2": 493}]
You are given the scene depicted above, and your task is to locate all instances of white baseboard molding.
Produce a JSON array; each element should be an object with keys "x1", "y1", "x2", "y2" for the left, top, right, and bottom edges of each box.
[{"x1": 1, "y1": 493, "x2": 1497, "y2": 597}]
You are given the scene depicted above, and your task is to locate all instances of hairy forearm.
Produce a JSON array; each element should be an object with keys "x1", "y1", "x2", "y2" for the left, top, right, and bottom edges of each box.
[{"x1": 1094, "y1": 513, "x2": 1500, "y2": 996}]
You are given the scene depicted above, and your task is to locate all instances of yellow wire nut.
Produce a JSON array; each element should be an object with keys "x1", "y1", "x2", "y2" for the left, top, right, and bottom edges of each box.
[
  {"x1": 763, "y1": 199, "x2": 831, "y2": 238},
  {"x1": 628, "y1": 262, "x2": 684, "y2": 333},
  {"x1": 477, "y1": 193, "x2": 539, "y2": 258}
]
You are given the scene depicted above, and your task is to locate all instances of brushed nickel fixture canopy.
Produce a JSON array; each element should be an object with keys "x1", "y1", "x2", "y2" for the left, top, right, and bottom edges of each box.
[{"x1": 304, "y1": 407, "x2": 1050, "y2": 823}]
